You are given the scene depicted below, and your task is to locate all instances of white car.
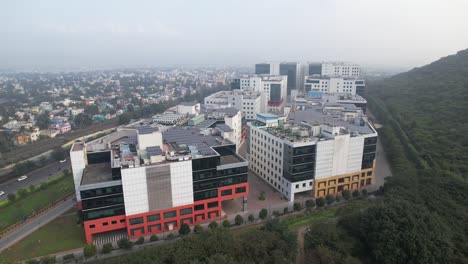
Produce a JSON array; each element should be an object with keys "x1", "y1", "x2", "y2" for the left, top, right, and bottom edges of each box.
[
  {"x1": 17, "y1": 175, "x2": 28, "y2": 181},
  {"x1": 0, "y1": 191, "x2": 4, "y2": 196},
  {"x1": 60, "y1": 159, "x2": 67, "y2": 163}
]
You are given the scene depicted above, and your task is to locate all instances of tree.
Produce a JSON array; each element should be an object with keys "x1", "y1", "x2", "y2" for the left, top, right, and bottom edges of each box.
[
  {"x1": 179, "y1": 223, "x2": 190, "y2": 236},
  {"x1": 208, "y1": 221, "x2": 218, "y2": 230},
  {"x1": 342, "y1": 190, "x2": 351, "y2": 200},
  {"x1": 316, "y1": 197, "x2": 326, "y2": 207},
  {"x1": 117, "y1": 238, "x2": 133, "y2": 250},
  {"x1": 352, "y1": 190, "x2": 360, "y2": 198},
  {"x1": 259, "y1": 208, "x2": 268, "y2": 220},
  {"x1": 29, "y1": 184, "x2": 35, "y2": 192},
  {"x1": 84, "y1": 105, "x2": 99, "y2": 116},
  {"x1": 39, "y1": 256, "x2": 56, "y2": 264},
  {"x1": 326, "y1": 194, "x2": 335, "y2": 205},
  {"x1": 101, "y1": 243, "x2": 113, "y2": 254},
  {"x1": 150, "y1": 235, "x2": 159, "y2": 242},
  {"x1": 7, "y1": 193, "x2": 16, "y2": 202},
  {"x1": 361, "y1": 189, "x2": 368, "y2": 196},
  {"x1": 193, "y1": 224, "x2": 203, "y2": 234},
  {"x1": 283, "y1": 207, "x2": 289, "y2": 214},
  {"x1": 83, "y1": 244, "x2": 96, "y2": 258},
  {"x1": 135, "y1": 237, "x2": 144, "y2": 245},
  {"x1": 293, "y1": 202, "x2": 302, "y2": 211},
  {"x1": 118, "y1": 113, "x2": 131, "y2": 125},
  {"x1": 222, "y1": 220, "x2": 231, "y2": 228},
  {"x1": 74, "y1": 113, "x2": 92, "y2": 128},
  {"x1": 36, "y1": 112, "x2": 50, "y2": 129},
  {"x1": 335, "y1": 193, "x2": 342, "y2": 202},
  {"x1": 234, "y1": 215, "x2": 244, "y2": 225},
  {"x1": 62, "y1": 254, "x2": 74, "y2": 261},
  {"x1": 51, "y1": 147, "x2": 66, "y2": 161},
  {"x1": 306, "y1": 199, "x2": 316, "y2": 208},
  {"x1": 17, "y1": 188, "x2": 28, "y2": 197},
  {"x1": 248, "y1": 214, "x2": 255, "y2": 222}
]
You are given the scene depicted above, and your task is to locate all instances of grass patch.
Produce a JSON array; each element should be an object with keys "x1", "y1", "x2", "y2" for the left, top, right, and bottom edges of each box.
[
  {"x1": 0, "y1": 175, "x2": 74, "y2": 233},
  {"x1": 284, "y1": 209, "x2": 337, "y2": 230},
  {"x1": 1, "y1": 209, "x2": 85, "y2": 262}
]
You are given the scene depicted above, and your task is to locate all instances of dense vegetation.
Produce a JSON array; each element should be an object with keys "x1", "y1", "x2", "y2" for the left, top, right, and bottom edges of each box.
[
  {"x1": 90, "y1": 219, "x2": 297, "y2": 264},
  {"x1": 304, "y1": 50, "x2": 468, "y2": 263}
]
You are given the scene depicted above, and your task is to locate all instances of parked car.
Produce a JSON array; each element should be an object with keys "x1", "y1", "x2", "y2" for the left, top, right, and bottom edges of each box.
[
  {"x1": 17, "y1": 175, "x2": 28, "y2": 181},
  {"x1": 0, "y1": 191, "x2": 5, "y2": 196},
  {"x1": 60, "y1": 159, "x2": 67, "y2": 163}
]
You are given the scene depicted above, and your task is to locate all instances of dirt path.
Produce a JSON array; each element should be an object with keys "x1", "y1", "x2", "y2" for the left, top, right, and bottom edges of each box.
[{"x1": 296, "y1": 226, "x2": 307, "y2": 264}]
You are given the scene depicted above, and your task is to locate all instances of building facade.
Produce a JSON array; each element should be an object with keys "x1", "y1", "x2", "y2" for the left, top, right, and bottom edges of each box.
[
  {"x1": 71, "y1": 126, "x2": 249, "y2": 243},
  {"x1": 204, "y1": 90, "x2": 266, "y2": 120},
  {"x1": 304, "y1": 76, "x2": 365, "y2": 96},
  {"x1": 247, "y1": 104, "x2": 377, "y2": 201}
]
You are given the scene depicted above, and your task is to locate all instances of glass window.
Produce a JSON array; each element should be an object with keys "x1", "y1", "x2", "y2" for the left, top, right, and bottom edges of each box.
[
  {"x1": 147, "y1": 214, "x2": 160, "y2": 222},
  {"x1": 163, "y1": 211, "x2": 177, "y2": 219},
  {"x1": 129, "y1": 217, "x2": 143, "y2": 225},
  {"x1": 180, "y1": 208, "x2": 193, "y2": 216}
]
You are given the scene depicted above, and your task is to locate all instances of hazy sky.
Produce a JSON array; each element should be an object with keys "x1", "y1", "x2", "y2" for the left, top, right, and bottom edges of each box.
[{"x1": 1, "y1": 0, "x2": 468, "y2": 70}]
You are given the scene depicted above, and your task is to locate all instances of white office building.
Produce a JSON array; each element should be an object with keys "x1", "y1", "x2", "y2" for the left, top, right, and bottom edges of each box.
[
  {"x1": 204, "y1": 90, "x2": 266, "y2": 120},
  {"x1": 303, "y1": 76, "x2": 365, "y2": 95},
  {"x1": 247, "y1": 104, "x2": 377, "y2": 201},
  {"x1": 234, "y1": 75, "x2": 287, "y2": 113}
]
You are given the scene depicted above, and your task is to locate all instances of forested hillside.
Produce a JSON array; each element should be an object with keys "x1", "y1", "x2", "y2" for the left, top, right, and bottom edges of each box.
[{"x1": 303, "y1": 50, "x2": 468, "y2": 263}]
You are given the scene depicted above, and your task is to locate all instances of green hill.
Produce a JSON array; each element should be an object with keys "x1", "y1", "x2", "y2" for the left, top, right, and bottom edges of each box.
[{"x1": 304, "y1": 50, "x2": 468, "y2": 264}]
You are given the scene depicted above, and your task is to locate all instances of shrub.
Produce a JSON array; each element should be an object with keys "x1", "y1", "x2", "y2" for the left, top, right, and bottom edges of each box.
[
  {"x1": 352, "y1": 190, "x2": 360, "y2": 198},
  {"x1": 342, "y1": 190, "x2": 351, "y2": 200},
  {"x1": 7, "y1": 193, "x2": 16, "y2": 202},
  {"x1": 272, "y1": 210, "x2": 281, "y2": 217},
  {"x1": 283, "y1": 207, "x2": 289, "y2": 214},
  {"x1": 258, "y1": 191, "x2": 266, "y2": 201},
  {"x1": 25, "y1": 260, "x2": 39, "y2": 264},
  {"x1": 63, "y1": 253, "x2": 75, "y2": 261},
  {"x1": 193, "y1": 224, "x2": 203, "y2": 234},
  {"x1": 293, "y1": 202, "x2": 302, "y2": 211},
  {"x1": 259, "y1": 209, "x2": 268, "y2": 220},
  {"x1": 29, "y1": 184, "x2": 35, "y2": 192},
  {"x1": 361, "y1": 189, "x2": 368, "y2": 196},
  {"x1": 101, "y1": 243, "x2": 113, "y2": 254},
  {"x1": 316, "y1": 197, "x2": 326, "y2": 207},
  {"x1": 117, "y1": 238, "x2": 133, "y2": 250},
  {"x1": 222, "y1": 220, "x2": 231, "y2": 228},
  {"x1": 178, "y1": 223, "x2": 190, "y2": 235},
  {"x1": 248, "y1": 214, "x2": 255, "y2": 222},
  {"x1": 335, "y1": 193, "x2": 342, "y2": 202},
  {"x1": 305, "y1": 199, "x2": 316, "y2": 208},
  {"x1": 135, "y1": 237, "x2": 145, "y2": 245},
  {"x1": 150, "y1": 235, "x2": 159, "y2": 242},
  {"x1": 235, "y1": 215, "x2": 244, "y2": 225},
  {"x1": 166, "y1": 233, "x2": 175, "y2": 240},
  {"x1": 39, "y1": 256, "x2": 56, "y2": 264},
  {"x1": 326, "y1": 194, "x2": 335, "y2": 205},
  {"x1": 83, "y1": 244, "x2": 97, "y2": 258},
  {"x1": 208, "y1": 221, "x2": 218, "y2": 230}
]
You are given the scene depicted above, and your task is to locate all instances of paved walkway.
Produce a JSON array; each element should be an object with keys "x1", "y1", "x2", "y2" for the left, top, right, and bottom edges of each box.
[{"x1": 0, "y1": 197, "x2": 75, "y2": 252}]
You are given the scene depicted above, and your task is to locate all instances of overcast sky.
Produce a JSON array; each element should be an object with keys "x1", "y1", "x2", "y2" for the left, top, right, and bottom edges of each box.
[{"x1": 1, "y1": 0, "x2": 468, "y2": 70}]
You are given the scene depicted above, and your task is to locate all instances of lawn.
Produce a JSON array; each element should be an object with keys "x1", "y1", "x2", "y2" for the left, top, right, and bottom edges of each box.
[
  {"x1": 0, "y1": 175, "x2": 74, "y2": 233},
  {"x1": 1, "y1": 209, "x2": 86, "y2": 262},
  {"x1": 283, "y1": 209, "x2": 337, "y2": 230}
]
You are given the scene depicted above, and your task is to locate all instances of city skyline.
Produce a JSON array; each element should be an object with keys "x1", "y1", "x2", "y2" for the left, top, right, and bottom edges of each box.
[{"x1": 2, "y1": 0, "x2": 468, "y2": 70}]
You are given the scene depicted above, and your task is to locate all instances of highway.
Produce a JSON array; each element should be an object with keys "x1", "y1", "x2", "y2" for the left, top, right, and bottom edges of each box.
[{"x1": 0, "y1": 160, "x2": 71, "y2": 201}]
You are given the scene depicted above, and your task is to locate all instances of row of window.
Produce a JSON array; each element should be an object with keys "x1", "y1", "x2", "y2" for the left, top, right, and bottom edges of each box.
[{"x1": 89, "y1": 218, "x2": 125, "y2": 229}]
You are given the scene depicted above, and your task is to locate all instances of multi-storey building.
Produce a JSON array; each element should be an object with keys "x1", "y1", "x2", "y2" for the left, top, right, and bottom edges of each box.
[
  {"x1": 255, "y1": 63, "x2": 280, "y2": 75},
  {"x1": 233, "y1": 75, "x2": 287, "y2": 113},
  {"x1": 71, "y1": 125, "x2": 249, "y2": 243},
  {"x1": 307, "y1": 62, "x2": 361, "y2": 78},
  {"x1": 294, "y1": 92, "x2": 368, "y2": 113},
  {"x1": 247, "y1": 104, "x2": 377, "y2": 201},
  {"x1": 279, "y1": 62, "x2": 304, "y2": 95},
  {"x1": 304, "y1": 76, "x2": 365, "y2": 96},
  {"x1": 204, "y1": 90, "x2": 266, "y2": 120}
]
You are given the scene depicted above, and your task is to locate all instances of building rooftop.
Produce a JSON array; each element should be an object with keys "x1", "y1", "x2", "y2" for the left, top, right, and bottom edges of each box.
[
  {"x1": 81, "y1": 163, "x2": 113, "y2": 185},
  {"x1": 137, "y1": 126, "x2": 158, "y2": 135},
  {"x1": 179, "y1": 102, "x2": 198, "y2": 106}
]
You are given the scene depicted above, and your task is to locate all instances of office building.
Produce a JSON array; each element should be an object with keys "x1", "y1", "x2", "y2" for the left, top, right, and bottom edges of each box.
[
  {"x1": 304, "y1": 76, "x2": 365, "y2": 96},
  {"x1": 294, "y1": 92, "x2": 368, "y2": 113},
  {"x1": 71, "y1": 126, "x2": 249, "y2": 243},
  {"x1": 255, "y1": 63, "x2": 280, "y2": 75},
  {"x1": 247, "y1": 104, "x2": 377, "y2": 201},
  {"x1": 279, "y1": 62, "x2": 304, "y2": 95},
  {"x1": 308, "y1": 62, "x2": 361, "y2": 78},
  {"x1": 204, "y1": 90, "x2": 266, "y2": 120}
]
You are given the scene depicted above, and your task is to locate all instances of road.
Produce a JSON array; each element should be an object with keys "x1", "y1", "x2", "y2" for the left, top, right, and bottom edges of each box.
[
  {"x1": 0, "y1": 197, "x2": 75, "y2": 252},
  {"x1": 0, "y1": 160, "x2": 71, "y2": 201}
]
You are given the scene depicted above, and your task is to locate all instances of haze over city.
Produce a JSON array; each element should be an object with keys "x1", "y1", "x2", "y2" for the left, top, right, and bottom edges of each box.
[{"x1": 2, "y1": 0, "x2": 468, "y2": 70}]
